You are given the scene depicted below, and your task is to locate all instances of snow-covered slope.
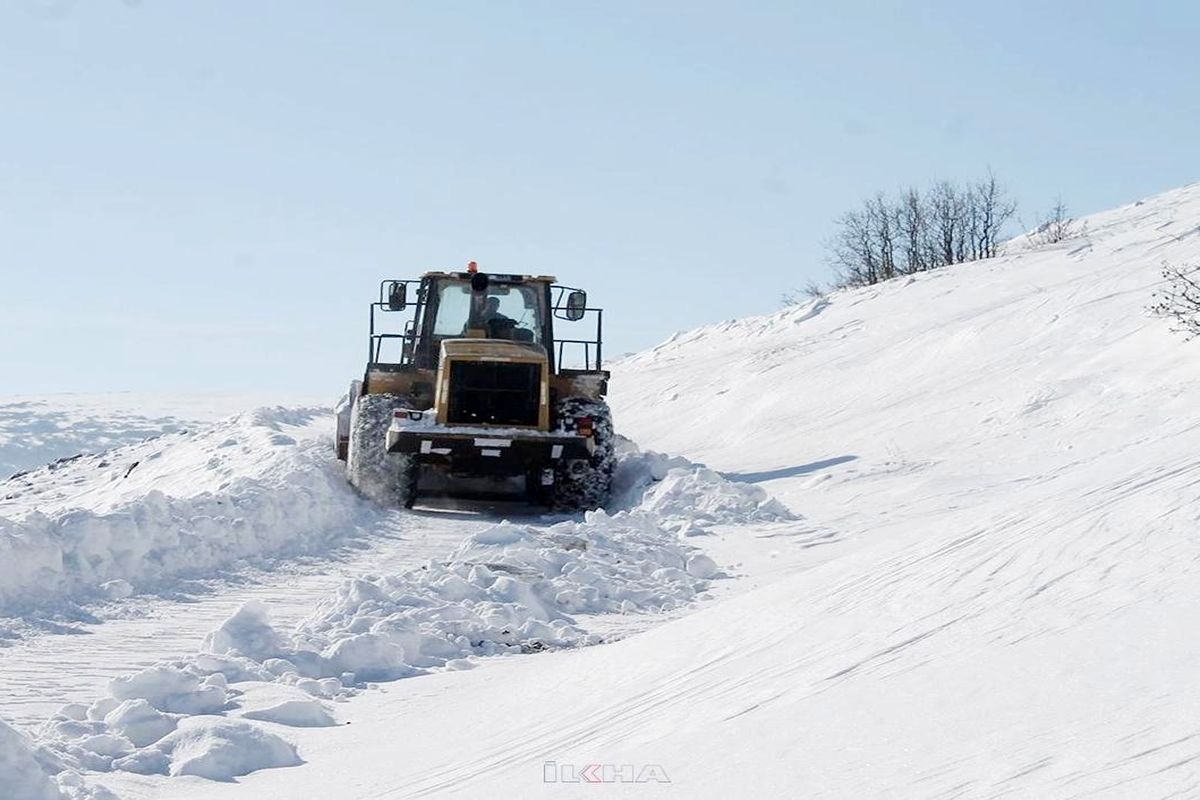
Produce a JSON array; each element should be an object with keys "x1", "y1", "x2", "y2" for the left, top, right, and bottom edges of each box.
[
  {"x1": 598, "y1": 184, "x2": 1200, "y2": 795},
  {"x1": 85, "y1": 182, "x2": 1200, "y2": 800},
  {"x1": 8, "y1": 182, "x2": 1200, "y2": 798}
]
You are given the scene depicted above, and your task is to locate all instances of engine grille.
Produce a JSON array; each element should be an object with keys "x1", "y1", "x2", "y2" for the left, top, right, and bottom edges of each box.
[{"x1": 447, "y1": 361, "x2": 541, "y2": 427}]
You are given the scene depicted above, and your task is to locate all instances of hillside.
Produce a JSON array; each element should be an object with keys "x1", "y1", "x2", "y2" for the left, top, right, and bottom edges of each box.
[
  {"x1": 140, "y1": 186, "x2": 1200, "y2": 798},
  {"x1": 4, "y1": 183, "x2": 1200, "y2": 799}
]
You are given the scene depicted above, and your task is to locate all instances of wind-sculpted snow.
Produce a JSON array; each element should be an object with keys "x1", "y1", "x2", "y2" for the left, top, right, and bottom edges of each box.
[
  {"x1": 0, "y1": 407, "x2": 366, "y2": 610},
  {"x1": 0, "y1": 394, "x2": 286, "y2": 481},
  {"x1": 28, "y1": 446, "x2": 794, "y2": 790},
  {"x1": 0, "y1": 402, "x2": 188, "y2": 483}
]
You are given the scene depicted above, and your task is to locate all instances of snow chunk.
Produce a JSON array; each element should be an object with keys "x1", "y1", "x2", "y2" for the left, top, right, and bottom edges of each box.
[
  {"x1": 109, "y1": 665, "x2": 226, "y2": 714},
  {"x1": 298, "y1": 508, "x2": 715, "y2": 670},
  {"x1": 56, "y1": 705, "x2": 88, "y2": 723},
  {"x1": 201, "y1": 600, "x2": 284, "y2": 661},
  {"x1": 103, "y1": 699, "x2": 176, "y2": 748},
  {"x1": 469, "y1": 525, "x2": 527, "y2": 546},
  {"x1": 323, "y1": 633, "x2": 409, "y2": 682},
  {"x1": 242, "y1": 699, "x2": 335, "y2": 728},
  {"x1": 110, "y1": 747, "x2": 170, "y2": 775},
  {"x1": 110, "y1": 666, "x2": 198, "y2": 705},
  {"x1": 157, "y1": 717, "x2": 301, "y2": 780},
  {"x1": 685, "y1": 554, "x2": 719, "y2": 579}
]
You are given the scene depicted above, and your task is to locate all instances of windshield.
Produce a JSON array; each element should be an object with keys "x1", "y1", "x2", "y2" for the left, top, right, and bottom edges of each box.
[{"x1": 430, "y1": 281, "x2": 544, "y2": 344}]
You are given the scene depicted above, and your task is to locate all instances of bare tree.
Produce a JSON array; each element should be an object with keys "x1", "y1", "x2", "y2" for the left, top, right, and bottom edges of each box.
[
  {"x1": 824, "y1": 172, "x2": 1020, "y2": 288},
  {"x1": 896, "y1": 187, "x2": 926, "y2": 274},
  {"x1": 973, "y1": 170, "x2": 1018, "y2": 258},
  {"x1": 928, "y1": 181, "x2": 965, "y2": 268},
  {"x1": 1150, "y1": 262, "x2": 1200, "y2": 338},
  {"x1": 828, "y1": 207, "x2": 877, "y2": 287},
  {"x1": 962, "y1": 185, "x2": 983, "y2": 262},
  {"x1": 866, "y1": 193, "x2": 897, "y2": 281}
]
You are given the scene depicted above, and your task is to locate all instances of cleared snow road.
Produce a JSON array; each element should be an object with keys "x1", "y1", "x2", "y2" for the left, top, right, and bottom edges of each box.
[{"x1": 0, "y1": 505, "x2": 499, "y2": 728}]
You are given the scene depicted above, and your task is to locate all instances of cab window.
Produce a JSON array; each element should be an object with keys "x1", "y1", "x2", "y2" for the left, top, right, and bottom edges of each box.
[
  {"x1": 432, "y1": 283, "x2": 472, "y2": 337},
  {"x1": 482, "y1": 286, "x2": 542, "y2": 343}
]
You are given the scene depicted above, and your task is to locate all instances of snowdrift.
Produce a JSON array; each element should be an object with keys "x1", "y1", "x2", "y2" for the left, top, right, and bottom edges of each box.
[
  {"x1": 0, "y1": 407, "x2": 366, "y2": 610},
  {"x1": 26, "y1": 445, "x2": 792, "y2": 789}
]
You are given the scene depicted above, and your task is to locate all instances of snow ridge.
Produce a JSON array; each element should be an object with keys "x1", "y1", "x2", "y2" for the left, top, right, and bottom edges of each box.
[
  {"x1": 24, "y1": 443, "x2": 793, "y2": 790},
  {"x1": 0, "y1": 408, "x2": 368, "y2": 610}
]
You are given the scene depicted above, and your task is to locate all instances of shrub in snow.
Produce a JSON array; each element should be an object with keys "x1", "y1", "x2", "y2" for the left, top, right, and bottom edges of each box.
[{"x1": 1151, "y1": 262, "x2": 1200, "y2": 338}]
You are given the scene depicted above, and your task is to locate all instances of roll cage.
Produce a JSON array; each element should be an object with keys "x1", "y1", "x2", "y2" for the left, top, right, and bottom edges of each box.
[{"x1": 366, "y1": 272, "x2": 604, "y2": 374}]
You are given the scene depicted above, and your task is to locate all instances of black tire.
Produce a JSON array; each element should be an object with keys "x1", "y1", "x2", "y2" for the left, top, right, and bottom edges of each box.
[
  {"x1": 346, "y1": 393, "x2": 418, "y2": 508},
  {"x1": 548, "y1": 397, "x2": 615, "y2": 512}
]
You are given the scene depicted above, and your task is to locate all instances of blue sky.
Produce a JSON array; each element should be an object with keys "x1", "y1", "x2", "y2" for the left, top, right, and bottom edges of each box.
[{"x1": 2, "y1": 1, "x2": 1197, "y2": 394}]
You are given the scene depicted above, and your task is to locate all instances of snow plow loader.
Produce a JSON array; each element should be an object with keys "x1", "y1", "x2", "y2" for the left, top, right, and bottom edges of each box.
[{"x1": 335, "y1": 263, "x2": 614, "y2": 510}]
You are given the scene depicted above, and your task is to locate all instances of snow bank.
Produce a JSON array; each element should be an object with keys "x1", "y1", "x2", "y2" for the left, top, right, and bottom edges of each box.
[
  {"x1": 30, "y1": 444, "x2": 795, "y2": 788},
  {"x1": 0, "y1": 407, "x2": 368, "y2": 609},
  {"x1": 0, "y1": 718, "x2": 114, "y2": 800}
]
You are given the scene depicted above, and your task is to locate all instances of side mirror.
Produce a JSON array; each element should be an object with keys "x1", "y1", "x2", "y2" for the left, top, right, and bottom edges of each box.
[
  {"x1": 565, "y1": 290, "x2": 587, "y2": 321},
  {"x1": 387, "y1": 282, "x2": 407, "y2": 311}
]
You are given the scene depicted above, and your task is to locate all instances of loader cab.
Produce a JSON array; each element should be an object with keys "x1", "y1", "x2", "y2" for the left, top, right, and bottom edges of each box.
[
  {"x1": 423, "y1": 276, "x2": 549, "y2": 364},
  {"x1": 362, "y1": 268, "x2": 605, "y2": 401}
]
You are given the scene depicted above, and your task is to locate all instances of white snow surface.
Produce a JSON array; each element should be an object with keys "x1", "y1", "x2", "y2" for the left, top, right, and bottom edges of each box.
[
  {"x1": 10, "y1": 424, "x2": 786, "y2": 793},
  {"x1": 9, "y1": 182, "x2": 1200, "y2": 798},
  {"x1": 0, "y1": 406, "x2": 363, "y2": 609},
  {"x1": 83, "y1": 182, "x2": 1200, "y2": 800},
  {"x1": 0, "y1": 717, "x2": 116, "y2": 800}
]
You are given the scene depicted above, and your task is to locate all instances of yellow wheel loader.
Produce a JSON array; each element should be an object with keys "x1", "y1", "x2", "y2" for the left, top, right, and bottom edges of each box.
[{"x1": 335, "y1": 263, "x2": 613, "y2": 510}]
